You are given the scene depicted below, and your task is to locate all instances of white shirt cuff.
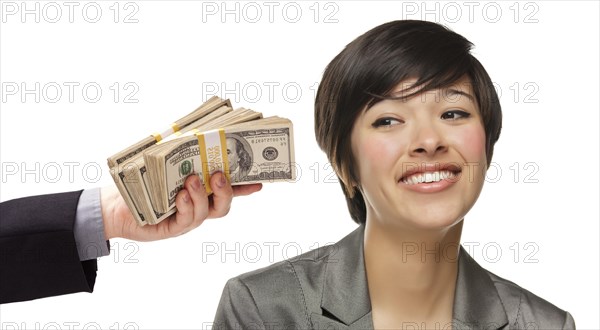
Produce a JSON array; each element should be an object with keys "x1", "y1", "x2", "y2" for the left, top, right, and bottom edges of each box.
[{"x1": 73, "y1": 188, "x2": 110, "y2": 261}]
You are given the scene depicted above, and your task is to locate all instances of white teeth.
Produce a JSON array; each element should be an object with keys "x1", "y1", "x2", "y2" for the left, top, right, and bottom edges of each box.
[
  {"x1": 409, "y1": 176, "x2": 418, "y2": 185},
  {"x1": 402, "y1": 170, "x2": 456, "y2": 185},
  {"x1": 425, "y1": 173, "x2": 433, "y2": 182}
]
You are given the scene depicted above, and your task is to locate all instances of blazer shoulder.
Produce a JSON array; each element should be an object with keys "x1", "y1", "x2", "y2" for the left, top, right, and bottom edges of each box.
[
  {"x1": 235, "y1": 242, "x2": 335, "y2": 286},
  {"x1": 219, "y1": 244, "x2": 336, "y2": 328},
  {"x1": 485, "y1": 270, "x2": 575, "y2": 329}
]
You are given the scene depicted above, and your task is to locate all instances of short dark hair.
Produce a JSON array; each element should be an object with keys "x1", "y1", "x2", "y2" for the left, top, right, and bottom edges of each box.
[{"x1": 314, "y1": 20, "x2": 502, "y2": 224}]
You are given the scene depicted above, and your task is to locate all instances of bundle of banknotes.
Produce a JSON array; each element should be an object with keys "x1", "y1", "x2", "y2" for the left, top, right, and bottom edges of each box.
[{"x1": 107, "y1": 96, "x2": 296, "y2": 226}]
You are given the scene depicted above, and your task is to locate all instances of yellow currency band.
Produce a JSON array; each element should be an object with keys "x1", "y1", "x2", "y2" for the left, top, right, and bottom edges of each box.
[
  {"x1": 152, "y1": 123, "x2": 181, "y2": 143},
  {"x1": 196, "y1": 129, "x2": 229, "y2": 194},
  {"x1": 197, "y1": 133, "x2": 209, "y2": 193},
  {"x1": 220, "y1": 131, "x2": 230, "y2": 183}
]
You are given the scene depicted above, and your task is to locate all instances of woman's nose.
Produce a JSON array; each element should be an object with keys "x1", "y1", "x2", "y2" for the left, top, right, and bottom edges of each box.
[{"x1": 408, "y1": 122, "x2": 448, "y2": 158}]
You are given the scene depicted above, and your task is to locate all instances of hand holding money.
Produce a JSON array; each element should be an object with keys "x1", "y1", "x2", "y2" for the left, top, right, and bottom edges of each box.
[
  {"x1": 106, "y1": 96, "x2": 295, "y2": 227},
  {"x1": 100, "y1": 173, "x2": 262, "y2": 240}
]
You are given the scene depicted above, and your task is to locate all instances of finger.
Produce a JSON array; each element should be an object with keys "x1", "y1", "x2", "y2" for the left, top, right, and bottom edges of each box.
[
  {"x1": 165, "y1": 189, "x2": 194, "y2": 237},
  {"x1": 232, "y1": 183, "x2": 263, "y2": 197},
  {"x1": 208, "y1": 172, "x2": 234, "y2": 218},
  {"x1": 184, "y1": 174, "x2": 210, "y2": 225}
]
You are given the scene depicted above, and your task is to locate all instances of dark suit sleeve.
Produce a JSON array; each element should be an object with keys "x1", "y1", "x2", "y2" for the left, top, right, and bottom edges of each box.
[
  {"x1": 214, "y1": 277, "x2": 266, "y2": 330},
  {"x1": 0, "y1": 190, "x2": 98, "y2": 304}
]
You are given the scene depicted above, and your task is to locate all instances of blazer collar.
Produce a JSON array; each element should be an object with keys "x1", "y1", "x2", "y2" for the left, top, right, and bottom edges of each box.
[
  {"x1": 319, "y1": 225, "x2": 509, "y2": 329},
  {"x1": 452, "y1": 245, "x2": 509, "y2": 329},
  {"x1": 320, "y1": 225, "x2": 372, "y2": 327}
]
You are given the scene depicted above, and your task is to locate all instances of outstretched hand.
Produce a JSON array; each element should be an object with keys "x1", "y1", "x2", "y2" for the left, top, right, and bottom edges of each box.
[{"x1": 101, "y1": 172, "x2": 262, "y2": 241}]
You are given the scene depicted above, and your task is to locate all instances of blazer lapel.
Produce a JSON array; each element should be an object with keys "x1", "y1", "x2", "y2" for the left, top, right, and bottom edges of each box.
[
  {"x1": 452, "y1": 246, "x2": 509, "y2": 329},
  {"x1": 317, "y1": 225, "x2": 373, "y2": 328},
  {"x1": 313, "y1": 226, "x2": 509, "y2": 330}
]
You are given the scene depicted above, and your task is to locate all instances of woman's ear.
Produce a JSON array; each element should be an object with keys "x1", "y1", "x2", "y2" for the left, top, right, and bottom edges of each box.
[{"x1": 343, "y1": 175, "x2": 361, "y2": 198}]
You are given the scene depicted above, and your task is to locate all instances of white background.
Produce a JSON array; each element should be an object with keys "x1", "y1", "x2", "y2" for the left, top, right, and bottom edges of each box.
[{"x1": 1, "y1": 1, "x2": 598, "y2": 329}]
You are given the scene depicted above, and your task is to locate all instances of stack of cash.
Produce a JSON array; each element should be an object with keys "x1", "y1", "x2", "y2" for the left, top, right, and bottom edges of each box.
[{"x1": 107, "y1": 96, "x2": 295, "y2": 226}]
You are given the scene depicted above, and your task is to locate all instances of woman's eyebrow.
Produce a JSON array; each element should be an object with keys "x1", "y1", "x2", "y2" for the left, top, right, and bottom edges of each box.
[{"x1": 444, "y1": 88, "x2": 475, "y2": 103}]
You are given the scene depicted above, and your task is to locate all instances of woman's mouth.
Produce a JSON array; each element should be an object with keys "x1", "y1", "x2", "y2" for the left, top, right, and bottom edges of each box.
[
  {"x1": 401, "y1": 170, "x2": 458, "y2": 185},
  {"x1": 398, "y1": 164, "x2": 462, "y2": 193}
]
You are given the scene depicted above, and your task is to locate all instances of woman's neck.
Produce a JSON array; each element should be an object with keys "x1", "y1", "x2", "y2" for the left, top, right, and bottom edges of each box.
[{"x1": 364, "y1": 218, "x2": 463, "y2": 328}]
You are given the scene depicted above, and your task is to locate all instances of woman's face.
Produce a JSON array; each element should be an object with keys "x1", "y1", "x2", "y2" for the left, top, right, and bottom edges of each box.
[{"x1": 350, "y1": 76, "x2": 488, "y2": 231}]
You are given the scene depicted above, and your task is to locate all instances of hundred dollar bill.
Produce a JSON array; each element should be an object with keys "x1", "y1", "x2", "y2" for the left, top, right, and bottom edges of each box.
[
  {"x1": 122, "y1": 107, "x2": 262, "y2": 224},
  {"x1": 144, "y1": 118, "x2": 295, "y2": 214},
  {"x1": 107, "y1": 96, "x2": 231, "y2": 226}
]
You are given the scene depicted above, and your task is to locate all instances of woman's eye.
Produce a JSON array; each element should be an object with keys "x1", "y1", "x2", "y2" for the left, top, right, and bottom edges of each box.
[
  {"x1": 372, "y1": 117, "x2": 403, "y2": 128},
  {"x1": 441, "y1": 110, "x2": 471, "y2": 120}
]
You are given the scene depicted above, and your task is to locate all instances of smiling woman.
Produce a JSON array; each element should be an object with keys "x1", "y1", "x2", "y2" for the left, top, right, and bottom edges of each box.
[
  {"x1": 213, "y1": 20, "x2": 575, "y2": 329},
  {"x1": 350, "y1": 76, "x2": 487, "y2": 231}
]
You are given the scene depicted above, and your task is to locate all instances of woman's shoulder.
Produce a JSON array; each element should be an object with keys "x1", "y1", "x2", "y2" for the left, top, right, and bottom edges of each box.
[
  {"x1": 229, "y1": 227, "x2": 361, "y2": 291},
  {"x1": 214, "y1": 242, "x2": 339, "y2": 329},
  {"x1": 480, "y1": 265, "x2": 575, "y2": 328},
  {"x1": 226, "y1": 241, "x2": 336, "y2": 292}
]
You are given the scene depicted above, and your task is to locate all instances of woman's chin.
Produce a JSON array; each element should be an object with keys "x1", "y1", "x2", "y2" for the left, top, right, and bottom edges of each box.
[
  {"x1": 409, "y1": 216, "x2": 463, "y2": 232},
  {"x1": 381, "y1": 210, "x2": 465, "y2": 233},
  {"x1": 406, "y1": 202, "x2": 470, "y2": 231}
]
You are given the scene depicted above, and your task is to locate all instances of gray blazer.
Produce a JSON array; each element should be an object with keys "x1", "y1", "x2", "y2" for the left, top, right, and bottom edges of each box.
[{"x1": 214, "y1": 225, "x2": 575, "y2": 329}]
